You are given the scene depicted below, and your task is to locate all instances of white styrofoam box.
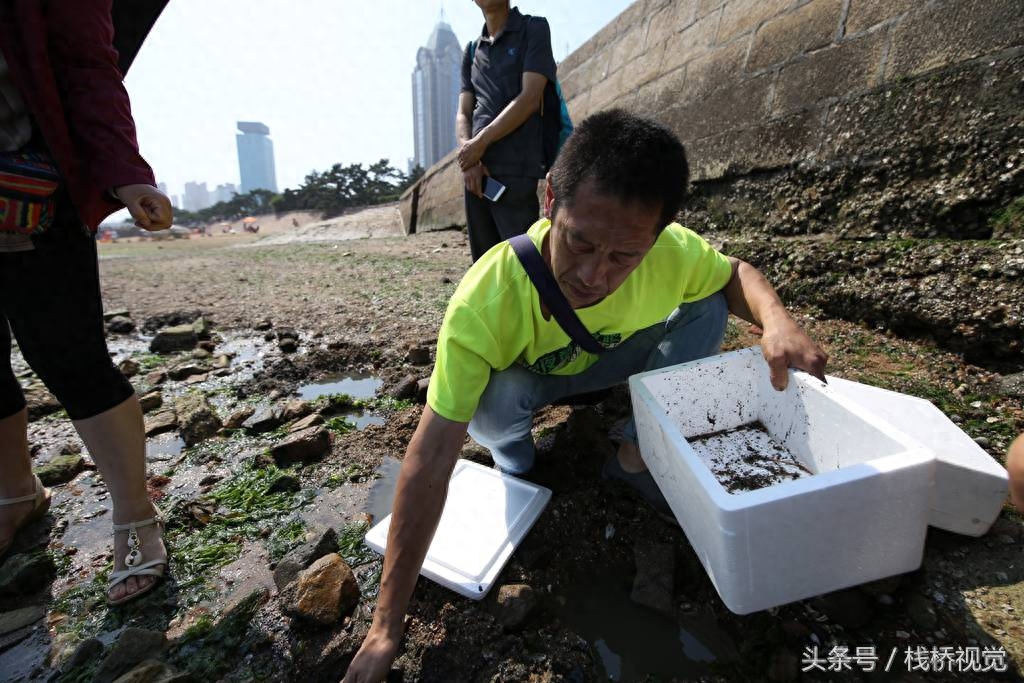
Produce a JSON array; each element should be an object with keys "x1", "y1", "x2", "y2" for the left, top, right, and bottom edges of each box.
[
  {"x1": 826, "y1": 376, "x2": 1008, "y2": 536},
  {"x1": 629, "y1": 347, "x2": 935, "y2": 615},
  {"x1": 364, "y1": 459, "x2": 551, "y2": 600}
]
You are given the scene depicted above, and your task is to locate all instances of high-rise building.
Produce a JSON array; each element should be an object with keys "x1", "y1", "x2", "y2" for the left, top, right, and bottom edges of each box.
[
  {"x1": 157, "y1": 181, "x2": 168, "y2": 196},
  {"x1": 212, "y1": 183, "x2": 238, "y2": 204},
  {"x1": 236, "y1": 121, "x2": 278, "y2": 193},
  {"x1": 412, "y1": 16, "x2": 461, "y2": 170},
  {"x1": 183, "y1": 181, "x2": 210, "y2": 212}
]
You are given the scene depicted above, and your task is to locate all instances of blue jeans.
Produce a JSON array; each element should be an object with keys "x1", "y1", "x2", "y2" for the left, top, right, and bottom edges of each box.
[{"x1": 468, "y1": 292, "x2": 729, "y2": 474}]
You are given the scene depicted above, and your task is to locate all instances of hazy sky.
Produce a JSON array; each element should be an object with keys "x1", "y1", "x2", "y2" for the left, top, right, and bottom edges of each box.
[{"x1": 125, "y1": 1, "x2": 636, "y2": 200}]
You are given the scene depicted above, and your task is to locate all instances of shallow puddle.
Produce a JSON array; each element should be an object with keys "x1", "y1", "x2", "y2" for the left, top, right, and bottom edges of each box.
[
  {"x1": 552, "y1": 573, "x2": 732, "y2": 681},
  {"x1": 147, "y1": 433, "x2": 186, "y2": 461},
  {"x1": 298, "y1": 373, "x2": 385, "y2": 430}
]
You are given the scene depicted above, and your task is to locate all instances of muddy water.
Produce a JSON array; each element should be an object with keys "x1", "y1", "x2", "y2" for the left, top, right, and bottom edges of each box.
[
  {"x1": 552, "y1": 573, "x2": 733, "y2": 681},
  {"x1": 690, "y1": 423, "x2": 812, "y2": 494}
]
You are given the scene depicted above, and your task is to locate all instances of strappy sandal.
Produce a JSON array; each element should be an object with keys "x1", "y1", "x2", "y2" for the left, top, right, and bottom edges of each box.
[
  {"x1": 106, "y1": 510, "x2": 168, "y2": 606},
  {"x1": 0, "y1": 474, "x2": 51, "y2": 561}
]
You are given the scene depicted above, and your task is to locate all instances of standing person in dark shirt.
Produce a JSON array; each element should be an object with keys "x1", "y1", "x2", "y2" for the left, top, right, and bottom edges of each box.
[{"x1": 457, "y1": 0, "x2": 557, "y2": 261}]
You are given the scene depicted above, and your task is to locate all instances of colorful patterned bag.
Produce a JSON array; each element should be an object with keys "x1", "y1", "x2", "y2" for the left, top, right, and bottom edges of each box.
[{"x1": 0, "y1": 149, "x2": 60, "y2": 234}]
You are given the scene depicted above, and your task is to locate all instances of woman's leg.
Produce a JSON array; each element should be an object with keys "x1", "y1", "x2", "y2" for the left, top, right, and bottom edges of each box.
[{"x1": 3, "y1": 225, "x2": 163, "y2": 601}]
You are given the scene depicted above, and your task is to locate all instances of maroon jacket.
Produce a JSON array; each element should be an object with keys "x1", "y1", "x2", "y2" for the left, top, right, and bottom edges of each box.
[{"x1": 0, "y1": 0, "x2": 156, "y2": 232}]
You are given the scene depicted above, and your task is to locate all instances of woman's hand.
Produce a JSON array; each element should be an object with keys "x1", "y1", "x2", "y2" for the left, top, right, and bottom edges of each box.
[{"x1": 114, "y1": 184, "x2": 173, "y2": 231}]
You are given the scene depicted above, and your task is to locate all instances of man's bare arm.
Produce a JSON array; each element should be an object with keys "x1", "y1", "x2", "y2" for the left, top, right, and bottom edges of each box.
[
  {"x1": 342, "y1": 407, "x2": 469, "y2": 682},
  {"x1": 722, "y1": 257, "x2": 828, "y2": 389},
  {"x1": 458, "y1": 71, "x2": 548, "y2": 170}
]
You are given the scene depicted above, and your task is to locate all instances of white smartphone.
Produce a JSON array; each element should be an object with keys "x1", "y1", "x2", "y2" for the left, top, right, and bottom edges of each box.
[{"x1": 483, "y1": 176, "x2": 506, "y2": 202}]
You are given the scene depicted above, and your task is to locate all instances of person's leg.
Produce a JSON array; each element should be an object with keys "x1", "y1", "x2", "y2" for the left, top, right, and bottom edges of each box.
[
  {"x1": 616, "y1": 292, "x2": 729, "y2": 471},
  {"x1": 6, "y1": 227, "x2": 163, "y2": 600},
  {"x1": 489, "y1": 176, "x2": 541, "y2": 241},
  {"x1": 466, "y1": 188, "x2": 502, "y2": 262}
]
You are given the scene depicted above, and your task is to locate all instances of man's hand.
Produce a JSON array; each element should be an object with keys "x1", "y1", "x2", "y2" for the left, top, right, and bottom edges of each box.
[
  {"x1": 760, "y1": 319, "x2": 828, "y2": 391},
  {"x1": 342, "y1": 627, "x2": 401, "y2": 683},
  {"x1": 114, "y1": 184, "x2": 173, "y2": 231},
  {"x1": 463, "y1": 163, "x2": 487, "y2": 198},
  {"x1": 458, "y1": 136, "x2": 487, "y2": 171}
]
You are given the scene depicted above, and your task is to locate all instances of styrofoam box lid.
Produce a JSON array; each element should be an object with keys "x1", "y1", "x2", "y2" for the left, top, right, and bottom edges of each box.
[{"x1": 364, "y1": 459, "x2": 552, "y2": 600}]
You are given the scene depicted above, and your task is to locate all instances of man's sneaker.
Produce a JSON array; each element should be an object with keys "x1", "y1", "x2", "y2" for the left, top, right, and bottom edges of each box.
[{"x1": 601, "y1": 453, "x2": 676, "y2": 522}]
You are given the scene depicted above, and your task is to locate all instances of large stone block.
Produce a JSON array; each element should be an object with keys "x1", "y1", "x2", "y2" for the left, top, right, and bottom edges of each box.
[
  {"x1": 660, "y1": 10, "x2": 723, "y2": 74},
  {"x1": 588, "y1": 67, "x2": 628, "y2": 114},
  {"x1": 717, "y1": 0, "x2": 794, "y2": 44},
  {"x1": 687, "y1": 109, "x2": 824, "y2": 180},
  {"x1": 773, "y1": 30, "x2": 888, "y2": 114},
  {"x1": 679, "y1": 39, "x2": 750, "y2": 105},
  {"x1": 886, "y1": 0, "x2": 1024, "y2": 80},
  {"x1": 631, "y1": 66, "x2": 686, "y2": 120},
  {"x1": 844, "y1": 0, "x2": 917, "y2": 36},
  {"x1": 625, "y1": 42, "x2": 667, "y2": 91},
  {"x1": 608, "y1": 20, "x2": 650, "y2": 74},
  {"x1": 644, "y1": 1, "x2": 699, "y2": 53},
  {"x1": 748, "y1": 0, "x2": 845, "y2": 72},
  {"x1": 662, "y1": 72, "x2": 773, "y2": 142}
]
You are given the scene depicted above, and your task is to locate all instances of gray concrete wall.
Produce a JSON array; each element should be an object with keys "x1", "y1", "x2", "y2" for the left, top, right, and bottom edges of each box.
[{"x1": 402, "y1": 0, "x2": 1024, "y2": 235}]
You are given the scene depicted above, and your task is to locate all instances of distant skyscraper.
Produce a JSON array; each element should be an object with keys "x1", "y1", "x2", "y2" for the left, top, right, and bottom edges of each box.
[
  {"x1": 157, "y1": 181, "x2": 168, "y2": 196},
  {"x1": 212, "y1": 183, "x2": 238, "y2": 204},
  {"x1": 236, "y1": 121, "x2": 278, "y2": 193},
  {"x1": 183, "y1": 181, "x2": 210, "y2": 212},
  {"x1": 412, "y1": 17, "x2": 461, "y2": 170}
]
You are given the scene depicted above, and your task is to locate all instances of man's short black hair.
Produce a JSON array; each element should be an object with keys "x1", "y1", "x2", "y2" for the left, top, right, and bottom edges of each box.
[{"x1": 548, "y1": 109, "x2": 689, "y2": 233}]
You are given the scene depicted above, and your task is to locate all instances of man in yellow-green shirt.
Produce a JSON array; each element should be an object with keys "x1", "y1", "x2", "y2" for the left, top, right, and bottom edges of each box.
[{"x1": 343, "y1": 109, "x2": 828, "y2": 681}]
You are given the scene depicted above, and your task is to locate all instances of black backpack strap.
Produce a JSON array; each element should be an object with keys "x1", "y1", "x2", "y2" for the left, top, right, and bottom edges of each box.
[{"x1": 508, "y1": 233, "x2": 605, "y2": 354}]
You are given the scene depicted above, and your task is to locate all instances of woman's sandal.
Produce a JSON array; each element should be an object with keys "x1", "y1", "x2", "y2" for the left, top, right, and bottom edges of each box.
[
  {"x1": 0, "y1": 474, "x2": 52, "y2": 561},
  {"x1": 107, "y1": 510, "x2": 168, "y2": 606}
]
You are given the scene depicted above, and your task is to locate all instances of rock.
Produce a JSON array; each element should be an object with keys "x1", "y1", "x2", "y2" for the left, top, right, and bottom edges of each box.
[
  {"x1": 212, "y1": 354, "x2": 231, "y2": 370},
  {"x1": 263, "y1": 331, "x2": 276, "y2": 342},
  {"x1": 905, "y1": 593, "x2": 938, "y2": 630},
  {"x1": 254, "y1": 319, "x2": 272, "y2": 331},
  {"x1": 988, "y1": 517, "x2": 1022, "y2": 541},
  {"x1": 218, "y1": 584, "x2": 270, "y2": 632},
  {"x1": 278, "y1": 338, "x2": 298, "y2": 353},
  {"x1": 268, "y1": 472, "x2": 301, "y2": 494},
  {"x1": 242, "y1": 407, "x2": 282, "y2": 433},
  {"x1": 146, "y1": 370, "x2": 167, "y2": 386},
  {"x1": 973, "y1": 436, "x2": 991, "y2": 448},
  {"x1": 224, "y1": 406, "x2": 256, "y2": 429},
  {"x1": 24, "y1": 383, "x2": 61, "y2": 420},
  {"x1": 190, "y1": 348, "x2": 212, "y2": 360},
  {"x1": 138, "y1": 391, "x2": 163, "y2": 413},
  {"x1": 494, "y1": 584, "x2": 537, "y2": 630},
  {"x1": 406, "y1": 345, "x2": 431, "y2": 365},
  {"x1": 630, "y1": 543, "x2": 674, "y2": 616},
  {"x1": 144, "y1": 410, "x2": 178, "y2": 437},
  {"x1": 270, "y1": 426, "x2": 331, "y2": 466},
  {"x1": 34, "y1": 453, "x2": 84, "y2": 485},
  {"x1": 118, "y1": 359, "x2": 140, "y2": 378},
  {"x1": 276, "y1": 327, "x2": 298, "y2": 341},
  {"x1": 812, "y1": 588, "x2": 873, "y2": 629},
  {"x1": 998, "y1": 371, "x2": 1024, "y2": 399},
  {"x1": 281, "y1": 554, "x2": 359, "y2": 625},
  {"x1": 0, "y1": 552, "x2": 56, "y2": 596},
  {"x1": 197, "y1": 340, "x2": 217, "y2": 353},
  {"x1": 175, "y1": 394, "x2": 222, "y2": 447},
  {"x1": 0, "y1": 605, "x2": 45, "y2": 636},
  {"x1": 289, "y1": 412, "x2": 324, "y2": 433},
  {"x1": 103, "y1": 309, "x2": 130, "y2": 322},
  {"x1": 107, "y1": 316, "x2": 136, "y2": 334},
  {"x1": 62, "y1": 636, "x2": 104, "y2": 672},
  {"x1": 273, "y1": 527, "x2": 339, "y2": 590},
  {"x1": 191, "y1": 317, "x2": 210, "y2": 339},
  {"x1": 389, "y1": 374, "x2": 419, "y2": 401},
  {"x1": 281, "y1": 399, "x2": 313, "y2": 422},
  {"x1": 111, "y1": 659, "x2": 190, "y2": 683},
  {"x1": 149, "y1": 324, "x2": 197, "y2": 354},
  {"x1": 416, "y1": 377, "x2": 430, "y2": 404},
  {"x1": 95, "y1": 628, "x2": 167, "y2": 683},
  {"x1": 167, "y1": 364, "x2": 209, "y2": 381}
]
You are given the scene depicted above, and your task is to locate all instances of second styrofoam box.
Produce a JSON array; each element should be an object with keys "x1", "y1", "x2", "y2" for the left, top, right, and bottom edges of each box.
[{"x1": 629, "y1": 348, "x2": 935, "y2": 614}]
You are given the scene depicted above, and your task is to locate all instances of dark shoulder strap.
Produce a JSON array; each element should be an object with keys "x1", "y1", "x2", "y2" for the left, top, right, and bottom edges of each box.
[{"x1": 508, "y1": 234, "x2": 604, "y2": 354}]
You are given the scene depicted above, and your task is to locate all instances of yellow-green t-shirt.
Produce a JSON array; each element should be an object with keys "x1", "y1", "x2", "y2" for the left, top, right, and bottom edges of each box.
[{"x1": 427, "y1": 219, "x2": 732, "y2": 422}]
